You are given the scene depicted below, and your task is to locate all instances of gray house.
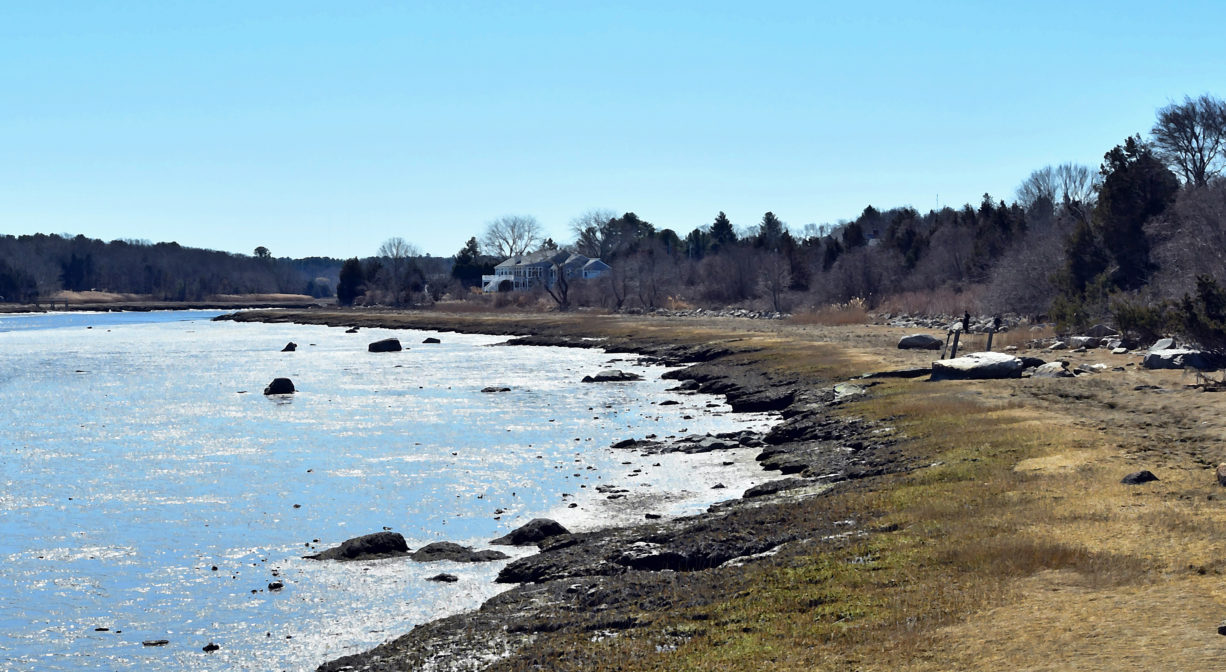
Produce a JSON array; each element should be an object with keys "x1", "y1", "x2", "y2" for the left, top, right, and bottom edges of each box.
[{"x1": 481, "y1": 249, "x2": 611, "y2": 293}]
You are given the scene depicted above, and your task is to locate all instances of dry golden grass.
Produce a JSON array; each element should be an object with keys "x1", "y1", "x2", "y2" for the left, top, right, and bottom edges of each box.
[
  {"x1": 876, "y1": 286, "x2": 985, "y2": 316},
  {"x1": 207, "y1": 292, "x2": 315, "y2": 302},
  {"x1": 789, "y1": 299, "x2": 870, "y2": 326},
  {"x1": 47, "y1": 290, "x2": 145, "y2": 303}
]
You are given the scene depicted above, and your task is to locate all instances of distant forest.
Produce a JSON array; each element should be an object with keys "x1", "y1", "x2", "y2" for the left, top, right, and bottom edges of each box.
[{"x1": 5, "y1": 94, "x2": 1226, "y2": 338}]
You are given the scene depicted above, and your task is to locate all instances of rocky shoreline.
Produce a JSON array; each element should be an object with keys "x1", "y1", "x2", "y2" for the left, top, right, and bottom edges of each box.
[{"x1": 215, "y1": 310, "x2": 915, "y2": 671}]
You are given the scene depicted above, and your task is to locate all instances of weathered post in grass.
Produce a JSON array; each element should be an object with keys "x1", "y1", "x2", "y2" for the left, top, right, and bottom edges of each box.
[
  {"x1": 985, "y1": 314, "x2": 1001, "y2": 352},
  {"x1": 948, "y1": 326, "x2": 962, "y2": 359},
  {"x1": 941, "y1": 330, "x2": 954, "y2": 359}
]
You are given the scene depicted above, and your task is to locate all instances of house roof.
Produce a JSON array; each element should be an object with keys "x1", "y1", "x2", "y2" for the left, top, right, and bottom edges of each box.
[{"x1": 495, "y1": 249, "x2": 607, "y2": 271}]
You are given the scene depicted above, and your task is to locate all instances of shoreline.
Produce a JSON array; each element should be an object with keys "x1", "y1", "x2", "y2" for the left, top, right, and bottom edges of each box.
[{"x1": 215, "y1": 309, "x2": 912, "y2": 671}]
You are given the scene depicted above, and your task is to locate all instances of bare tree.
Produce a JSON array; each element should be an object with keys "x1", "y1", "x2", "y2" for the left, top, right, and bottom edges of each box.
[
  {"x1": 759, "y1": 249, "x2": 792, "y2": 313},
  {"x1": 1016, "y1": 163, "x2": 1099, "y2": 212},
  {"x1": 377, "y1": 236, "x2": 420, "y2": 306},
  {"x1": 482, "y1": 215, "x2": 542, "y2": 257},
  {"x1": 1152, "y1": 94, "x2": 1226, "y2": 187},
  {"x1": 569, "y1": 209, "x2": 618, "y2": 258}
]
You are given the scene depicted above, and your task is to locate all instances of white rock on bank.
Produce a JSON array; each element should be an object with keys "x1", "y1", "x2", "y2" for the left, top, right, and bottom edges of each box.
[{"x1": 931, "y1": 351, "x2": 1025, "y2": 381}]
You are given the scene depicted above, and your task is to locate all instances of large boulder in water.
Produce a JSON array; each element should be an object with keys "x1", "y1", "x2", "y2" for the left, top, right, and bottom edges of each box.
[
  {"x1": 410, "y1": 541, "x2": 509, "y2": 563},
  {"x1": 897, "y1": 333, "x2": 942, "y2": 350},
  {"x1": 306, "y1": 531, "x2": 409, "y2": 561},
  {"x1": 368, "y1": 338, "x2": 403, "y2": 353},
  {"x1": 491, "y1": 518, "x2": 571, "y2": 546},
  {"x1": 263, "y1": 378, "x2": 295, "y2": 395},
  {"x1": 581, "y1": 369, "x2": 642, "y2": 383},
  {"x1": 931, "y1": 351, "x2": 1024, "y2": 381}
]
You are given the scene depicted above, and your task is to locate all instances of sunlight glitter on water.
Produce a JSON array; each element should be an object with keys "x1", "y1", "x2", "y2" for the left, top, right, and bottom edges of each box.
[{"x1": 0, "y1": 311, "x2": 775, "y2": 671}]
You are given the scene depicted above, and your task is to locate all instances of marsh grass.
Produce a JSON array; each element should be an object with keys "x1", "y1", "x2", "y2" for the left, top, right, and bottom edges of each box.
[{"x1": 788, "y1": 298, "x2": 870, "y2": 326}]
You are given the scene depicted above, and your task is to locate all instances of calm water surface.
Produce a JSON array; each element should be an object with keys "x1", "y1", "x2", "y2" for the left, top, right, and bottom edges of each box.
[{"x1": 0, "y1": 311, "x2": 772, "y2": 671}]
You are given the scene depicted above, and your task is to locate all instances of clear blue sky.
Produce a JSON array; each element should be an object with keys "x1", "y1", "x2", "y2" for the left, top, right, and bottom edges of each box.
[{"x1": 2, "y1": 1, "x2": 1224, "y2": 259}]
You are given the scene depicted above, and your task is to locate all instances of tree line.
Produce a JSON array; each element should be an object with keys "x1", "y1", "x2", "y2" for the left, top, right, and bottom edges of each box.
[
  {"x1": 0, "y1": 234, "x2": 343, "y2": 303},
  {"x1": 7, "y1": 93, "x2": 1226, "y2": 346}
]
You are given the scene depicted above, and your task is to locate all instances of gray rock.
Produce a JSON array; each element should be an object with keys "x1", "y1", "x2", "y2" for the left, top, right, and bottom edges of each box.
[
  {"x1": 142, "y1": 639, "x2": 170, "y2": 647},
  {"x1": 581, "y1": 369, "x2": 642, "y2": 383},
  {"x1": 833, "y1": 383, "x2": 867, "y2": 401},
  {"x1": 1216, "y1": 464, "x2": 1226, "y2": 487},
  {"x1": 263, "y1": 378, "x2": 295, "y2": 395},
  {"x1": 1069, "y1": 336, "x2": 1099, "y2": 349},
  {"x1": 1112, "y1": 347, "x2": 1129, "y2": 355},
  {"x1": 306, "y1": 531, "x2": 409, "y2": 561},
  {"x1": 492, "y1": 518, "x2": 571, "y2": 546},
  {"x1": 422, "y1": 337, "x2": 441, "y2": 344},
  {"x1": 427, "y1": 573, "x2": 459, "y2": 583},
  {"x1": 1149, "y1": 337, "x2": 1177, "y2": 352},
  {"x1": 1085, "y1": 324, "x2": 1119, "y2": 338},
  {"x1": 931, "y1": 352, "x2": 1024, "y2": 381},
  {"x1": 1143, "y1": 349, "x2": 1216, "y2": 370},
  {"x1": 1031, "y1": 361, "x2": 1073, "y2": 378},
  {"x1": 481, "y1": 386, "x2": 511, "y2": 393},
  {"x1": 368, "y1": 338, "x2": 403, "y2": 353},
  {"x1": 1121, "y1": 470, "x2": 1159, "y2": 485},
  {"x1": 410, "y1": 541, "x2": 509, "y2": 563},
  {"x1": 897, "y1": 333, "x2": 942, "y2": 350},
  {"x1": 743, "y1": 477, "x2": 810, "y2": 498},
  {"x1": 1048, "y1": 341, "x2": 1068, "y2": 351}
]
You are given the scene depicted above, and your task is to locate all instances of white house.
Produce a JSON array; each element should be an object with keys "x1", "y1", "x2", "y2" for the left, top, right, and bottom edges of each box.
[{"x1": 481, "y1": 250, "x2": 611, "y2": 293}]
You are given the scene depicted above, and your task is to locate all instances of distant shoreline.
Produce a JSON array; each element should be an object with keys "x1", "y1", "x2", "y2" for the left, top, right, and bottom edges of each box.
[{"x1": 0, "y1": 299, "x2": 326, "y2": 314}]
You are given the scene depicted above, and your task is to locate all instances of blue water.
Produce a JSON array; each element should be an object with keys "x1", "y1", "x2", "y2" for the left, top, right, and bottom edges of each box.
[{"x1": 0, "y1": 311, "x2": 772, "y2": 671}]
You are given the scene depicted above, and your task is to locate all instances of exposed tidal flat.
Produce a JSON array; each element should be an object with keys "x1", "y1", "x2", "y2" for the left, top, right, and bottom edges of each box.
[
  {"x1": 216, "y1": 308, "x2": 1226, "y2": 672},
  {"x1": 0, "y1": 310, "x2": 775, "y2": 671}
]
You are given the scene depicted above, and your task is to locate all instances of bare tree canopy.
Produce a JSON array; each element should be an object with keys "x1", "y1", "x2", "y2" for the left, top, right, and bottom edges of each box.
[
  {"x1": 1151, "y1": 94, "x2": 1226, "y2": 187},
  {"x1": 377, "y1": 236, "x2": 419, "y2": 261},
  {"x1": 569, "y1": 209, "x2": 618, "y2": 258},
  {"x1": 1015, "y1": 163, "x2": 1100, "y2": 211},
  {"x1": 376, "y1": 236, "x2": 421, "y2": 306},
  {"x1": 481, "y1": 215, "x2": 542, "y2": 258}
]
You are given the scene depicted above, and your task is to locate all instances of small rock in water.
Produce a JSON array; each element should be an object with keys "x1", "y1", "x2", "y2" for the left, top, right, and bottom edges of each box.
[
  {"x1": 268, "y1": 581, "x2": 284, "y2": 591},
  {"x1": 711, "y1": 483, "x2": 727, "y2": 489},
  {"x1": 142, "y1": 639, "x2": 170, "y2": 647},
  {"x1": 281, "y1": 342, "x2": 297, "y2": 352},
  {"x1": 202, "y1": 642, "x2": 220, "y2": 653},
  {"x1": 422, "y1": 337, "x2": 441, "y2": 344},
  {"x1": 263, "y1": 378, "x2": 295, "y2": 395},
  {"x1": 428, "y1": 573, "x2": 460, "y2": 583},
  {"x1": 367, "y1": 338, "x2": 403, "y2": 353}
]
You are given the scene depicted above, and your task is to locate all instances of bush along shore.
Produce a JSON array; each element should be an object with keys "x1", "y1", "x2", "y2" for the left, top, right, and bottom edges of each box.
[{"x1": 219, "y1": 309, "x2": 1226, "y2": 671}]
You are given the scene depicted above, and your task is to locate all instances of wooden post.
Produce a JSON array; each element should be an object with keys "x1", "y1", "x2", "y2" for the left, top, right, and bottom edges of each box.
[
  {"x1": 949, "y1": 329, "x2": 962, "y2": 359},
  {"x1": 941, "y1": 330, "x2": 953, "y2": 359},
  {"x1": 986, "y1": 329, "x2": 995, "y2": 352}
]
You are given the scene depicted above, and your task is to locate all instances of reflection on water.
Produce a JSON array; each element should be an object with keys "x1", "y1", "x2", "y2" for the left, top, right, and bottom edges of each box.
[{"x1": 0, "y1": 311, "x2": 772, "y2": 670}]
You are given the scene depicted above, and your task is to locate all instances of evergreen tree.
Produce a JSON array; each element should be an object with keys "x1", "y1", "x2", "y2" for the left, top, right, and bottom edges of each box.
[
  {"x1": 756, "y1": 212, "x2": 785, "y2": 249},
  {"x1": 336, "y1": 257, "x2": 365, "y2": 306},
  {"x1": 709, "y1": 211, "x2": 737, "y2": 251},
  {"x1": 1093, "y1": 135, "x2": 1180, "y2": 290}
]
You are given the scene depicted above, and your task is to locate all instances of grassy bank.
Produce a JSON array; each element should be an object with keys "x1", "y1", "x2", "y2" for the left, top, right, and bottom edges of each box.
[{"x1": 230, "y1": 309, "x2": 1226, "y2": 670}]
